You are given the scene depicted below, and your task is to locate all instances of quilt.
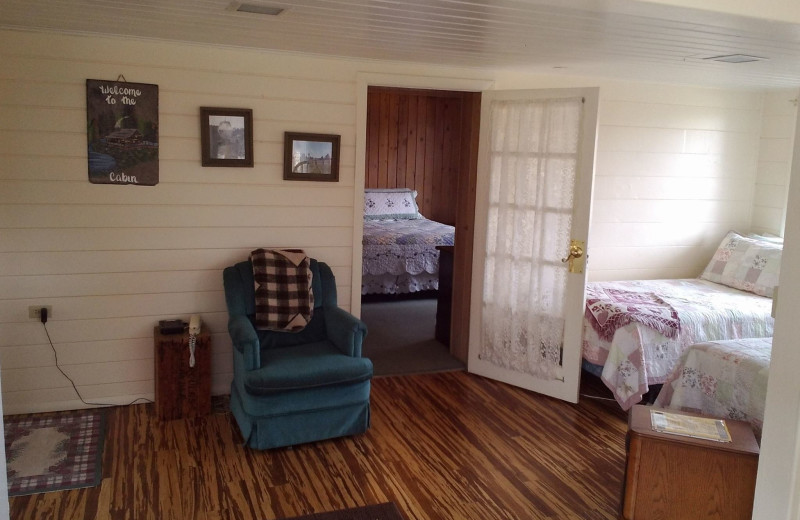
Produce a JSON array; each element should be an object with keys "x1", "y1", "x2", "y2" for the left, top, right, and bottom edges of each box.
[
  {"x1": 655, "y1": 337, "x2": 771, "y2": 440},
  {"x1": 582, "y1": 279, "x2": 773, "y2": 410},
  {"x1": 362, "y1": 217, "x2": 455, "y2": 294}
]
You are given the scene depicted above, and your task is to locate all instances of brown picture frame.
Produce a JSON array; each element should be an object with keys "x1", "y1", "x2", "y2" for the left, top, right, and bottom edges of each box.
[
  {"x1": 200, "y1": 107, "x2": 253, "y2": 167},
  {"x1": 283, "y1": 132, "x2": 340, "y2": 182}
]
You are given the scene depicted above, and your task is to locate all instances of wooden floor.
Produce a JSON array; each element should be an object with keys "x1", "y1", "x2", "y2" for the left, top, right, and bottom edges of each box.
[{"x1": 9, "y1": 371, "x2": 629, "y2": 520}]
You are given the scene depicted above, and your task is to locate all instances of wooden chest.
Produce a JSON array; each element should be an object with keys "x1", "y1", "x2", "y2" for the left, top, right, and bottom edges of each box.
[
  {"x1": 621, "y1": 405, "x2": 759, "y2": 520},
  {"x1": 153, "y1": 325, "x2": 211, "y2": 421}
]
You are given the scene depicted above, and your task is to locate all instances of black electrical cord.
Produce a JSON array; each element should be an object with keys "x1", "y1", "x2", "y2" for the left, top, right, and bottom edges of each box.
[{"x1": 40, "y1": 308, "x2": 153, "y2": 408}]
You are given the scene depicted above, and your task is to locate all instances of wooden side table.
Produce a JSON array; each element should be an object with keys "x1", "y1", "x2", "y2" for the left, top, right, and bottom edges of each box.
[
  {"x1": 153, "y1": 325, "x2": 211, "y2": 421},
  {"x1": 621, "y1": 405, "x2": 759, "y2": 520}
]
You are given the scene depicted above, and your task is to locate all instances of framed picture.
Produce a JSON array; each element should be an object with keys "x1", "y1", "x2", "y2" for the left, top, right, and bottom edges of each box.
[
  {"x1": 200, "y1": 107, "x2": 253, "y2": 167},
  {"x1": 284, "y1": 132, "x2": 340, "y2": 182}
]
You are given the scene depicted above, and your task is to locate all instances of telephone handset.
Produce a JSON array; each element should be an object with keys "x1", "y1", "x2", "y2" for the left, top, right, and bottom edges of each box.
[{"x1": 188, "y1": 315, "x2": 201, "y2": 368}]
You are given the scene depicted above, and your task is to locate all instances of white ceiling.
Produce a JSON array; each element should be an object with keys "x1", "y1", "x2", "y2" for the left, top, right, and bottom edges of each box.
[{"x1": 2, "y1": 0, "x2": 800, "y2": 89}]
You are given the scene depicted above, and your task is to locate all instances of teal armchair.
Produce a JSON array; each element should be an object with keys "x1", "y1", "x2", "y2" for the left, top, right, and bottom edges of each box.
[{"x1": 223, "y1": 258, "x2": 372, "y2": 450}]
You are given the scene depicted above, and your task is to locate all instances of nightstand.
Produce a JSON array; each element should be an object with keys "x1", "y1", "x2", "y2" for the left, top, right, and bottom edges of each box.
[{"x1": 153, "y1": 325, "x2": 211, "y2": 421}]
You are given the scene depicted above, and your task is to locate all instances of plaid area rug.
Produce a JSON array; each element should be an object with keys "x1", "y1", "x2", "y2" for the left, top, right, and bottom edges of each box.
[
  {"x1": 4, "y1": 409, "x2": 105, "y2": 496},
  {"x1": 280, "y1": 503, "x2": 405, "y2": 520}
]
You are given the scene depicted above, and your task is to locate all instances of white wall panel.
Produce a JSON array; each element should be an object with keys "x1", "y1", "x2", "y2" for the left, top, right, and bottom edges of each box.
[
  {"x1": 0, "y1": 227, "x2": 353, "y2": 252},
  {"x1": 596, "y1": 150, "x2": 754, "y2": 179},
  {"x1": 752, "y1": 89, "x2": 798, "y2": 236},
  {"x1": 588, "y1": 84, "x2": 764, "y2": 280},
  {"x1": 0, "y1": 247, "x2": 353, "y2": 276},
  {"x1": 0, "y1": 30, "x2": 381, "y2": 413},
  {"x1": 589, "y1": 266, "x2": 701, "y2": 282}
]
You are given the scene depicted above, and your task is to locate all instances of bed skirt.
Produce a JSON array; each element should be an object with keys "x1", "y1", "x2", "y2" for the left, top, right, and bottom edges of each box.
[{"x1": 361, "y1": 272, "x2": 439, "y2": 295}]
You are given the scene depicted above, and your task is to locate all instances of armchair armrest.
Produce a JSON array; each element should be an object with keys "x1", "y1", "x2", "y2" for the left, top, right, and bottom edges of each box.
[
  {"x1": 228, "y1": 315, "x2": 261, "y2": 370},
  {"x1": 325, "y1": 306, "x2": 368, "y2": 357}
]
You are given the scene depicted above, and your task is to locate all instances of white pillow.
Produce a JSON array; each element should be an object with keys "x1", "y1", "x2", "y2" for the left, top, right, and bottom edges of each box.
[{"x1": 364, "y1": 188, "x2": 422, "y2": 220}]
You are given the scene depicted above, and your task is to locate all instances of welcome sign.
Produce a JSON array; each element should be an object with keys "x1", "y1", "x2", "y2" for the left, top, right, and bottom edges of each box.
[{"x1": 86, "y1": 79, "x2": 159, "y2": 185}]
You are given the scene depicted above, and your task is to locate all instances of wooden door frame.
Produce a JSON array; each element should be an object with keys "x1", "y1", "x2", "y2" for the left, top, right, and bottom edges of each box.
[{"x1": 353, "y1": 73, "x2": 493, "y2": 362}]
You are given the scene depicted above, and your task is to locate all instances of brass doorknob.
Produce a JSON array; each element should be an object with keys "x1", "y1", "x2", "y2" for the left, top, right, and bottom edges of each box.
[{"x1": 561, "y1": 244, "x2": 584, "y2": 263}]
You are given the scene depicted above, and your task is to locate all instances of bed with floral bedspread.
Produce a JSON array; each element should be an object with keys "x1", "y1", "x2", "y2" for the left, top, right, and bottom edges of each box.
[
  {"x1": 582, "y1": 278, "x2": 774, "y2": 410},
  {"x1": 362, "y1": 217, "x2": 455, "y2": 295},
  {"x1": 654, "y1": 337, "x2": 771, "y2": 440},
  {"x1": 362, "y1": 187, "x2": 456, "y2": 295},
  {"x1": 582, "y1": 230, "x2": 780, "y2": 410}
]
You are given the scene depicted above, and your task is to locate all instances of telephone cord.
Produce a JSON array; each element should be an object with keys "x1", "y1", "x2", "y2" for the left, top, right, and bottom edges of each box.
[{"x1": 189, "y1": 333, "x2": 197, "y2": 368}]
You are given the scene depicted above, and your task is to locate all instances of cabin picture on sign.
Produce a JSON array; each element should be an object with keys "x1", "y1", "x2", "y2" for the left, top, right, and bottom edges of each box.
[{"x1": 86, "y1": 79, "x2": 159, "y2": 186}]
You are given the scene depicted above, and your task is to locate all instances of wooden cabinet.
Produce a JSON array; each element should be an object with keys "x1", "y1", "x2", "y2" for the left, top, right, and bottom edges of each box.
[
  {"x1": 621, "y1": 405, "x2": 759, "y2": 520},
  {"x1": 154, "y1": 325, "x2": 211, "y2": 421},
  {"x1": 435, "y1": 245, "x2": 454, "y2": 346}
]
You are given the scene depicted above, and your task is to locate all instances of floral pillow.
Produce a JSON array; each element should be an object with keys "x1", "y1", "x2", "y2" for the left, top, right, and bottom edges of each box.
[
  {"x1": 364, "y1": 188, "x2": 422, "y2": 220},
  {"x1": 700, "y1": 231, "x2": 782, "y2": 298}
]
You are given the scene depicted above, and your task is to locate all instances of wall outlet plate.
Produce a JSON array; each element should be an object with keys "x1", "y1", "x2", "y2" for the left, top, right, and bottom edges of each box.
[{"x1": 28, "y1": 305, "x2": 52, "y2": 320}]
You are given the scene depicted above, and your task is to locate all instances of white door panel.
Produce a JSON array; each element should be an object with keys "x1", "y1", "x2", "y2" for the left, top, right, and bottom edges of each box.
[{"x1": 468, "y1": 87, "x2": 599, "y2": 403}]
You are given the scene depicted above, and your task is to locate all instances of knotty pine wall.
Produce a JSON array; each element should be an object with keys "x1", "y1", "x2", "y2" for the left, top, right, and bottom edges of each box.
[
  {"x1": 0, "y1": 28, "x2": 786, "y2": 414},
  {"x1": 365, "y1": 87, "x2": 472, "y2": 225}
]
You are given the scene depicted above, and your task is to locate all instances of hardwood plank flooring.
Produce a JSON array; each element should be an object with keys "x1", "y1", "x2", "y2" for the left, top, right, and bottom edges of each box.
[{"x1": 9, "y1": 371, "x2": 629, "y2": 520}]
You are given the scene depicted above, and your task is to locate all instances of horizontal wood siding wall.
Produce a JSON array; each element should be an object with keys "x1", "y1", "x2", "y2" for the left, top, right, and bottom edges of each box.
[
  {"x1": 365, "y1": 87, "x2": 465, "y2": 225},
  {"x1": 752, "y1": 89, "x2": 799, "y2": 237},
  {"x1": 0, "y1": 29, "x2": 780, "y2": 414},
  {"x1": 0, "y1": 31, "x2": 362, "y2": 414},
  {"x1": 589, "y1": 84, "x2": 765, "y2": 281}
]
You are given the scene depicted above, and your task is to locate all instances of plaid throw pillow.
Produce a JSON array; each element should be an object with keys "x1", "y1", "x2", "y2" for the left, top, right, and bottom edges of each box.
[
  {"x1": 700, "y1": 231, "x2": 782, "y2": 298},
  {"x1": 250, "y1": 248, "x2": 313, "y2": 331}
]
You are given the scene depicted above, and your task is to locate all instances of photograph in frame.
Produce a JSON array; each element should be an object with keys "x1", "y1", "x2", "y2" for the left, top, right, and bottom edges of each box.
[
  {"x1": 284, "y1": 132, "x2": 340, "y2": 182},
  {"x1": 200, "y1": 107, "x2": 253, "y2": 167}
]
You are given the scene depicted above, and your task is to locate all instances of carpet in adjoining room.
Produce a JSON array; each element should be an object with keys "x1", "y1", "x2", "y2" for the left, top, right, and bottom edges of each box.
[
  {"x1": 4, "y1": 409, "x2": 105, "y2": 496},
  {"x1": 280, "y1": 502, "x2": 405, "y2": 520},
  {"x1": 361, "y1": 297, "x2": 464, "y2": 376}
]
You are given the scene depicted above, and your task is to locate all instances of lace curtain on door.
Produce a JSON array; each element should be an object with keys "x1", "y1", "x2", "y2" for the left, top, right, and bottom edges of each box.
[{"x1": 479, "y1": 97, "x2": 583, "y2": 380}]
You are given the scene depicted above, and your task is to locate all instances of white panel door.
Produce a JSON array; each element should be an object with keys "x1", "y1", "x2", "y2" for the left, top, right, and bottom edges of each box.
[{"x1": 468, "y1": 87, "x2": 599, "y2": 403}]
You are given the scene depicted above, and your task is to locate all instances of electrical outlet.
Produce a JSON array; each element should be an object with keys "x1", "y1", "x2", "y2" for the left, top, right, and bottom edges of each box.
[{"x1": 28, "y1": 305, "x2": 52, "y2": 320}]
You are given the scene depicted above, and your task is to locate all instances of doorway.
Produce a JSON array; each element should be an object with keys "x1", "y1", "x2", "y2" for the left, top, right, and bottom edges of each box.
[{"x1": 359, "y1": 86, "x2": 481, "y2": 375}]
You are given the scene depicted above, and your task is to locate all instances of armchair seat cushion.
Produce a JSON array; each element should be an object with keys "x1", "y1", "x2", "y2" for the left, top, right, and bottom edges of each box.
[{"x1": 245, "y1": 341, "x2": 373, "y2": 395}]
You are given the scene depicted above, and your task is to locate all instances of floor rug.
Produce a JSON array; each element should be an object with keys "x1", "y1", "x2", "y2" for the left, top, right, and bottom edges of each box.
[
  {"x1": 4, "y1": 409, "x2": 105, "y2": 496},
  {"x1": 280, "y1": 502, "x2": 405, "y2": 520}
]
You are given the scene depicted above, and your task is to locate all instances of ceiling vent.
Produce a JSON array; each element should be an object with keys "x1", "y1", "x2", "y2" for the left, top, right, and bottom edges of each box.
[
  {"x1": 232, "y1": 3, "x2": 284, "y2": 16},
  {"x1": 703, "y1": 54, "x2": 768, "y2": 63}
]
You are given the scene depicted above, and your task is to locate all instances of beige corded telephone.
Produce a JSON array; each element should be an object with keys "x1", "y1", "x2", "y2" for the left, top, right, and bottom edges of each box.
[{"x1": 188, "y1": 315, "x2": 201, "y2": 368}]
